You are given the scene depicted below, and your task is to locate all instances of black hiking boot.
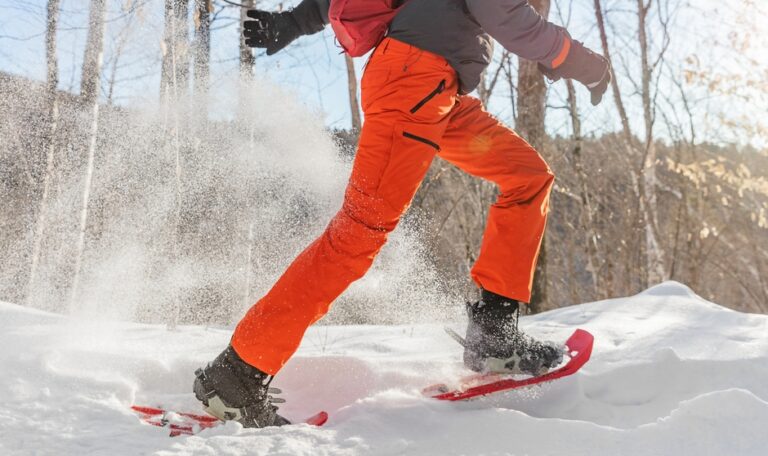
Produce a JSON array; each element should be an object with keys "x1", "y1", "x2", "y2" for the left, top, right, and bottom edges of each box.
[
  {"x1": 193, "y1": 345, "x2": 290, "y2": 428},
  {"x1": 463, "y1": 290, "x2": 565, "y2": 376}
]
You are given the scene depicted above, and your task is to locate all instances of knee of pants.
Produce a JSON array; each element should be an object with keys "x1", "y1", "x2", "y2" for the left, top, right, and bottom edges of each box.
[
  {"x1": 343, "y1": 182, "x2": 404, "y2": 231},
  {"x1": 325, "y1": 192, "x2": 402, "y2": 260},
  {"x1": 496, "y1": 167, "x2": 555, "y2": 207}
]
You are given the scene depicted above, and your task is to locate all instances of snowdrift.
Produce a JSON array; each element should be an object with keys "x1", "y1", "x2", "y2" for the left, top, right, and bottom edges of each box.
[{"x1": 1, "y1": 282, "x2": 767, "y2": 455}]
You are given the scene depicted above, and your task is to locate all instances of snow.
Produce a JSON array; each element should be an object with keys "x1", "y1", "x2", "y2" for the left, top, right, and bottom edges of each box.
[{"x1": 1, "y1": 281, "x2": 767, "y2": 455}]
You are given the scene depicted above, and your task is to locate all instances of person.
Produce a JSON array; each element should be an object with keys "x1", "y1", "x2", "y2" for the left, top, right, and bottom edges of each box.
[{"x1": 193, "y1": 0, "x2": 611, "y2": 428}]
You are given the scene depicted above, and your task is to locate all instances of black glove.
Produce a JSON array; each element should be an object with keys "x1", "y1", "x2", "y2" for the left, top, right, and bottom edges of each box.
[
  {"x1": 243, "y1": 1, "x2": 326, "y2": 56},
  {"x1": 243, "y1": 10, "x2": 302, "y2": 55},
  {"x1": 538, "y1": 40, "x2": 612, "y2": 106}
]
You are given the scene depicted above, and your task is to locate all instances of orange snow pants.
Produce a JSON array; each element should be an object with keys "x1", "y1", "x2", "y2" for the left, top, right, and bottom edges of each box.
[{"x1": 232, "y1": 38, "x2": 554, "y2": 375}]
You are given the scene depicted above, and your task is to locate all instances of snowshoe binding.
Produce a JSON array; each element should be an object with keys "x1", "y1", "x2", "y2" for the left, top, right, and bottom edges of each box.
[
  {"x1": 193, "y1": 345, "x2": 290, "y2": 428},
  {"x1": 461, "y1": 290, "x2": 565, "y2": 376}
]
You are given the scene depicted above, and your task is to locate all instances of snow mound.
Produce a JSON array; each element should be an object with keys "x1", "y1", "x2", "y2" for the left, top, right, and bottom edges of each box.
[{"x1": 1, "y1": 281, "x2": 767, "y2": 455}]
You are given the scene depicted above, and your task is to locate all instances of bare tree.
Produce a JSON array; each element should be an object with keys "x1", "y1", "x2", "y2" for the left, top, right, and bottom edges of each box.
[
  {"x1": 593, "y1": 0, "x2": 632, "y2": 142},
  {"x1": 592, "y1": 0, "x2": 644, "y2": 293},
  {"x1": 344, "y1": 54, "x2": 361, "y2": 133},
  {"x1": 516, "y1": 0, "x2": 551, "y2": 311},
  {"x1": 593, "y1": 0, "x2": 672, "y2": 288},
  {"x1": 106, "y1": 5, "x2": 139, "y2": 105},
  {"x1": 193, "y1": 0, "x2": 212, "y2": 111},
  {"x1": 239, "y1": 0, "x2": 256, "y2": 80},
  {"x1": 80, "y1": 0, "x2": 107, "y2": 105},
  {"x1": 70, "y1": 0, "x2": 108, "y2": 308},
  {"x1": 26, "y1": 0, "x2": 62, "y2": 304},
  {"x1": 564, "y1": 79, "x2": 603, "y2": 296},
  {"x1": 478, "y1": 51, "x2": 510, "y2": 107},
  {"x1": 636, "y1": 0, "x2": 672, "y2": 285},
  {"x1": 238, "y1": 0, "x2": 256, "y2": 121},
  {"x1": 501, "y1": 54, "x2": 518, "y2": 119},
  {"x1": 161, "y1": 0, "x2": 190, "y2": 103}
]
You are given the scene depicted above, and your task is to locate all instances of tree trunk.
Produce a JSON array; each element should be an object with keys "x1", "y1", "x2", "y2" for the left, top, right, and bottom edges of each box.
[
  {"x1": 69, "y1": 0, "x2": 108, "y2": 309},
  {"x1": 565, "y1": 79, "x2": 603, "y2": 297},
  {"x1": 594, "y1": 0, "x2": 649, "y2": 292},
  {"x1": 344, "y1": 54, "x2": 362, "y2": 133},
  {"x1": 238, "y1": 1, "x2": 257, "y2": 318},
  {"x1": 515, "y1": 0, "x2": 550, "y2": 311},
  {"x1": 161, "y1": 0, "x2": 190, "y2": 103},
  {"x1": 193, "y1": 0, "x2": 212, "y2": 115},
  {"x1": 80, "y1": 0, "x2": 107, "y2": 105},
  {"x1": 106, "y1": 11, "x2": 137, "y2": 106},
  {"x1": 637, "y1": 0, "x2": 666, "y2": 285},
  {"x1": 238, "y1": 0, "x2": 256, "y2": 119},
  {"x1": 27, "y1": 0, "x2": 62, "y2": 305},
  {"x1": 478, "y1": 52, "x2": 508, "y2": 107},
  {"x1": 239, "y1": 0, "x2": 256, "y2": 80},
  {"x1": 593, "y1": 0, "x2": 632, "y2": 143}
]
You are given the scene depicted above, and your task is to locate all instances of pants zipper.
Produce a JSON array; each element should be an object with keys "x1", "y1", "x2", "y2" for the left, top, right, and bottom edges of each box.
[
  {"x1": 409, "y1": 79, "x2": 447, "y2": 114},
  {"x1": 403, "y1": 131, "x2": 440, "y2": 151}
]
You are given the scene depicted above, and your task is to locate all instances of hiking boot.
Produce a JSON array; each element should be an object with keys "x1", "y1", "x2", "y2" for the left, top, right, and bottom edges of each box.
[
  {"x1": 463, "y1": 290, "x2": 564, "y2": 376},
  {"x1": 193, "y1": 345, "x2": 290, "y2": 428}
]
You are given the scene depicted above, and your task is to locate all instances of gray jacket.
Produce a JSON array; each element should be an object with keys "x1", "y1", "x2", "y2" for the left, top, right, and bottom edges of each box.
[{"x1": 295, "y1": 0, "x2": 570, "y2": 94}]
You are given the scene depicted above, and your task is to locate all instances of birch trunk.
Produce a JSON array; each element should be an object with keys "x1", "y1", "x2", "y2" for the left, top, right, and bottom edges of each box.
[
  {"x1": 80, "y1": 0, "x2": 106, "y2": 105},
  {"x1": 193, "y1": 0, "x2": 212, "y2": 116},
  {"x1": 27, "y1": 0, "x2": 62, "y2": 305},
  {"x1": 238, "y1": 0, "x2": 255, "y2": 119},
  {"x1": 344, "y1": 54, "x2": 362, "y2": 133},
  {"x1": 159, "y1": 1, "x2": 191, "y2": 328},
  {"x1": 637, "y1": 0, "x2": 666, "y2": 285},
  {"x1": 69, "y1": 0, "x2": 108, "y2": 309},
  {"x1": 239, "y1": 0, "x2": 255, "y2": 79},
  {"x1": 161, "y1": 0, "x2": 190, "y2": 103}
]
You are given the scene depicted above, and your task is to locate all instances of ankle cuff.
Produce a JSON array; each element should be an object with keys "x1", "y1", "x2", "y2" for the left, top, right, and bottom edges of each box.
[{"x1": 481, "y1": 289, "x2": 520, "y2": 309}]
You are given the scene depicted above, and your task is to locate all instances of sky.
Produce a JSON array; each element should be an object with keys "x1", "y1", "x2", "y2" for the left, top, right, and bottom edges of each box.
[
  {"x1": 0, "y1": 0, "x2": 358, "y2": 128},
  {"x1": 0, "y1": 0, "x2": 765, "y2": 148}
]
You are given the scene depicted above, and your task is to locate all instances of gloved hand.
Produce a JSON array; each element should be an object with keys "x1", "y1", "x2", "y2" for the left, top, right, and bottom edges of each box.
[
  {"x1": 584, "y1": 62, "x2": 611, "y2": 106},
  {"x1": 243, "y1": 10, "x2": 302, "y2": 55},
  {"x1": 538, "y1": 40, "x2": 612, "y2": 106}
]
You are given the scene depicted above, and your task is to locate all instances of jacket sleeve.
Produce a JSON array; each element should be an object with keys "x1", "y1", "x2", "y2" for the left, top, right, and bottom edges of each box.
[
  {"x1": 292, "y1": 0, "x2": 330, "y2": 35},
  {"x1": 466, "y1": 0, "x2": 571, "y2": 69}
]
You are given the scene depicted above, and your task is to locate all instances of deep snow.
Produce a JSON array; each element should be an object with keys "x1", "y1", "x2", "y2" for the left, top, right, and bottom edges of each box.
[{"x1": 1, "y1": 282, "x2": 767, "y2": 455}]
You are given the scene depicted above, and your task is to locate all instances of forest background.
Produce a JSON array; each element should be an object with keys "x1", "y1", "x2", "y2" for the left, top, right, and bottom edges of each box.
[{"x1": 0, "y1": 0, "x2": 766, "y2": 326}]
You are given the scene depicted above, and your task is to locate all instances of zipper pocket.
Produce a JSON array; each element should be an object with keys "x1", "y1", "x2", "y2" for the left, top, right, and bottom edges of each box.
[
  {"x1": 403, "y1": 131, "x2": 440, "y2": 151},
  {"x1": 409, "y1": 79, "x2": 447, "y2": 114}
]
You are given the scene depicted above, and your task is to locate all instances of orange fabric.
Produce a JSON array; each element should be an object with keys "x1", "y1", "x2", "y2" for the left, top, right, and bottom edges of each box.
[
  {"x1": 231, "y1": 38, "x2": 554, "y2": 375},
  {"x1": 440, "y1": 97, "x2": 554, "y2": 302},
  {"x1": 550, "y1": 36, "x2": 571, "y2": 69}
]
